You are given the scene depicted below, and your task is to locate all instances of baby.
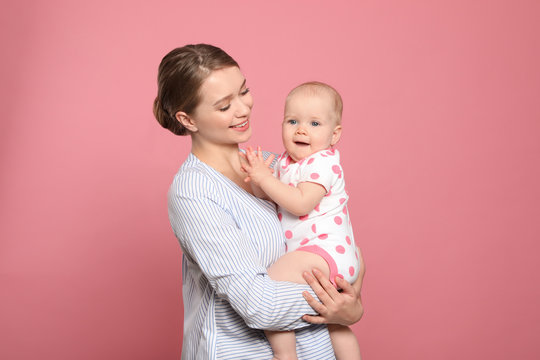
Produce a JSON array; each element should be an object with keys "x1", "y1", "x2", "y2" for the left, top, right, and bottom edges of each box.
[{"x1": 240, "y1": 82, "x2": 361, "y2": 360}]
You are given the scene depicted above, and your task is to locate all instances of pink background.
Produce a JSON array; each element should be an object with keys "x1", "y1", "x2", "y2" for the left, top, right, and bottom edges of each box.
[{"x1": 2, "y1": 0, "x2": 539, "y2": 359}]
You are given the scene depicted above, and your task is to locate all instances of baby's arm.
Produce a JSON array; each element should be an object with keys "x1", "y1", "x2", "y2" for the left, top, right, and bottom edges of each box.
[{"x1": 240, "y1": 147, "x2": 326, "y2": 216}]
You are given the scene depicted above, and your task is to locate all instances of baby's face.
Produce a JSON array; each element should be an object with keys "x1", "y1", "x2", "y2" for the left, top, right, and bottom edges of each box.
[{"x1": 282, "y1": 92, "x2": 341, "y2": 162}]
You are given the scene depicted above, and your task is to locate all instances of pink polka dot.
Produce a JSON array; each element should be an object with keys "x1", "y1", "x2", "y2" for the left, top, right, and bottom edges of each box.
[
  {"x1": 326, "y1": 150, "x2": 334, "y2": 156},
  {"x1": 288, "y1": 183, "x2": 294, "y2": 187},
  {"x1": 339, "y1": 198, "x2": 346, "y2": 204},
  {"x1": 300, "y1": 238, "x2": 309, "y2": 245},
  {"x1": 285, "y1": 230, "x2": 293, "y2": 239},
  {"x1": 349, "y1": 266, "x2": 355, "y2": 276},
  {"x1": 310, "y1": 173, "x2": 320, "y2": 180},
  {"x1": 282, "y1": 156, "x2": 291, "y2": 169},
  {"x1": 307, "y1": 158, "x2": 315, "y2": 165},
  {"x1": 277, "y1": 213, "x2": 282, "y2": 221},
  {"x1": 332, "y1": 165, "x2": 341, "y2": 174},
  {"x1": 336, "y1": 245, "x2": 345, "y2": 254},
  {"x1": 311, "y1": 224, "x2": 317, "y2": 233},
  {"x1": 299, "y1": 214, "x2": 309, "y2": 221},
  {"x1": 321, "y1": 153, "x2": 327, "y2": 157},
  {"x1": 343, "y1": 206, "x2": 347, "y2": 215},
  {"x1": 318, "y1": 234, "x2": 328, "y2": 240},
  {"x1": 334, "y1": 216, "x2": 342, "y2": 225},
  {"x1": 346, "y1": 236, "x2": 351, "y2": 245},
  {"x1": 314, "y1": 204, "x2": 320, "y2": 212}
]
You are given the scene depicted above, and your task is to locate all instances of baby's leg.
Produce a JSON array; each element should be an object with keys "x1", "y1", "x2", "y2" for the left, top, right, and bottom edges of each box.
[
  {"x1": 265, "y1": 330, "x2": 297, "y2": 360},
  {"x1": 328, "y1": 324, "x2": 362, "y2": 360},
  {"x1": 267, "y1": 250, "x2": 330, "y2": 283},
  {"x1": 265, "y1": 251, "x2": 331, "y2": 360}
]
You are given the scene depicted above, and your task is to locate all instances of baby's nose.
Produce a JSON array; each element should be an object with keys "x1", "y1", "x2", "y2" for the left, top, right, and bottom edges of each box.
[{"x1": 295, "y1": 127, "x2": 307, "y2": 135}]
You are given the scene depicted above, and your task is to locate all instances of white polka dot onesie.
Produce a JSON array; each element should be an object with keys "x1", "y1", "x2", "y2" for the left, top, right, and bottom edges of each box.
[{"x1": 275, "y1": 148, "x2": 360, "y2": 285}]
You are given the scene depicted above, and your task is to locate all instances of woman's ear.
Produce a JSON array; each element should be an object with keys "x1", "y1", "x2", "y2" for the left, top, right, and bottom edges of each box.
[
  {"x1": 175, "y1": 111, "x2": 198, "y2": 132},
  {"x1": 331, "y1": 124, "x2": 342, "y2": 146}
]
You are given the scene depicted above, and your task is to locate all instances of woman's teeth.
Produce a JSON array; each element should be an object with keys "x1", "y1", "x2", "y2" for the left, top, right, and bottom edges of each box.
[{"x1": 231, "y1": 120, "x2": 248, "y2": 128}]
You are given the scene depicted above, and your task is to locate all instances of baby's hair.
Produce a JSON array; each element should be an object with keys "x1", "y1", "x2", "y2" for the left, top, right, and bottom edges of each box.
[{"x1": 286, "y1": 81, "x2": 343, "y2": 123}]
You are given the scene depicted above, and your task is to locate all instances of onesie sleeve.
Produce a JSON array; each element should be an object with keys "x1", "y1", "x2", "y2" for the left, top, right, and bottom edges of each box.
[
  {"x1": 168, "y1": 169, "x2": 319, "y2": 331},
  {"x1": 298, "y1": 149, "x2": 342, "y2": 193}
]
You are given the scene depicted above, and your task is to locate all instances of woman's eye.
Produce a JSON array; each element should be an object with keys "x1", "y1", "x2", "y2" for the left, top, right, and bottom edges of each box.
[
  {"x1": 240, "y1": 88, "x2": 250, "y2": 95},
  {"x1": 219, "y1": 104, "x2": 231, "y2": 112},
  {"x1": 311, "y1": 121, "x2": 320, "y2": 126}
]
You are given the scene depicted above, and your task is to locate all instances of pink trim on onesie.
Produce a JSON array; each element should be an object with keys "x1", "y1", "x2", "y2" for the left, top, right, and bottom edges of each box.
[{"x1": 296, "y1": 245, "x2": 340, "y2": 288}]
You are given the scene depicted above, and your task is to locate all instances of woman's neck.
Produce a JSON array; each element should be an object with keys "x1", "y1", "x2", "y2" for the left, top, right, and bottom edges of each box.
[
  {"x1": 192, "y1": 141, "x2": 239, "y2": 171},
  {"x1": 191, "y1": 140, "x2": 252, "y2": 193}
]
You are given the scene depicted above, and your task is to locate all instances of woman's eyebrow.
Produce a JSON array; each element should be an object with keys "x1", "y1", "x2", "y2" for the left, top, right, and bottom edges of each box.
[{"x1": 212, "y1": 79, "x2": 246, "y2": 106}]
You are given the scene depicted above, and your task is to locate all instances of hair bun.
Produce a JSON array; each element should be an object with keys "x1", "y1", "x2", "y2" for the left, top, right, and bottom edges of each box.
[{"x1": 153, "y1": 97, "x2": 186, "y2": 136}]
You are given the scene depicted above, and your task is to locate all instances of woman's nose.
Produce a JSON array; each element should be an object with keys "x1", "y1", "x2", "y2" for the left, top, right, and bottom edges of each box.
[{"x1": 235, "y1": 97, "x2": 252, "y2": 117}]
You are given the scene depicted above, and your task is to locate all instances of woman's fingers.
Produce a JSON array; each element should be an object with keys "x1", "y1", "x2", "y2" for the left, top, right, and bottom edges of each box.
[
  {"x1": 334, "y1": 275, "x2": 356, "y2": 297},
  {"x1": 302, "y1": 268, "x2": 364, "y2": 326},
  {"x1": 313, "y1": 268, "x2": 341, "y2": 301},
  {"x1": 302, "y1": 313, "x2": 328, "y2": 324},
  {"x1": 302, "y1": 290, "x2": 327, "y2": 315},
  {"x1": 303, "y1": 270, "x2": 334, "y2": 309}
]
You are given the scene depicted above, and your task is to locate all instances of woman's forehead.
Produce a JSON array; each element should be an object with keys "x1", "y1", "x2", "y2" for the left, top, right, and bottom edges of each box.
[{"x1": 199, "y1": 67, "x2": 245, "y2": 103}]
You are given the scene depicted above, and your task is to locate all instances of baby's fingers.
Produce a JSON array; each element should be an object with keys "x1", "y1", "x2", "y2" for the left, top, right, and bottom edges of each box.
[
  {"x1": 238, "y1": 152, "x2": 250, "y2": 170},
  {"x1": 264, "y1": 153, "x2": 276, "y2": 168},
  {"x1": 246, "y1": 147, "x2": 257, "y2": 163},
  {"x1": 257, "y1": 146, "x2": 265, "y2": 161}
]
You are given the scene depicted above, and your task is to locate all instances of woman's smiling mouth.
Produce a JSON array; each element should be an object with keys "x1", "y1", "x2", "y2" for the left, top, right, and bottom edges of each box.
[{"x1": 230, "y1": 120, "x2": 250, "y2": 131}]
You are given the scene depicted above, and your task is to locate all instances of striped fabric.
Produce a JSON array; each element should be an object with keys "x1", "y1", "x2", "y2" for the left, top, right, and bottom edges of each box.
[{"x1": 168, "y1": 153, "x2": 335, "y2": 359}]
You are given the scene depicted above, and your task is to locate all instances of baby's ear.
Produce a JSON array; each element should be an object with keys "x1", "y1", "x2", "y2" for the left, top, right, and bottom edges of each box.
[
  {"x1": 176, "y1": 111, "x2": 198, "y2": 132},
  {"x1": 331, "y1": 124, "x2": 342, "y2": 146}
]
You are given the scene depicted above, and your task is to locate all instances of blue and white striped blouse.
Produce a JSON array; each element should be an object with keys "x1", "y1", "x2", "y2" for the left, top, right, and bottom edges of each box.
[{"x1": 168, "y1": 153, "x2": 335, "y2": 359}]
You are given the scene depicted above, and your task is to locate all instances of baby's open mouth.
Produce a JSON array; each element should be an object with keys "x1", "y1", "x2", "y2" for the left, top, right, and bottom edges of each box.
[{"x1": 294, "y1": 141, "x2": 310, "y2": 146}]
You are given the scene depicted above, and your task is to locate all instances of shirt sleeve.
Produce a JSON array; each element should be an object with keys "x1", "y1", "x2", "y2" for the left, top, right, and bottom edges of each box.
[
  {"x1": 298, "y1": 150, "x2": 341, "y2": 192},
  {"x1": 168, "y1": 169, "x2": 319, "y2": 331}
]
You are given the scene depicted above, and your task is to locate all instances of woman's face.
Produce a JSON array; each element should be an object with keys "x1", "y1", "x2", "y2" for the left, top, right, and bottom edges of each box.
[{"x1": 189, "y1": 66, "x2": 253, "y2": 147}]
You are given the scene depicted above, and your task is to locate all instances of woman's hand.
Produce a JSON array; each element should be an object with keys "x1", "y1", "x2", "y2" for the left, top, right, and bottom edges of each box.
[{"x1": 302, "y1": 248, "x2": 365, "y2": 326}]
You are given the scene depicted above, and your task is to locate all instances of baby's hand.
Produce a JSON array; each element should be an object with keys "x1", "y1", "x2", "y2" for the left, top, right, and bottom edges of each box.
[{"x1": 239, "y1": 146, "x2": 275, "y2": 185}]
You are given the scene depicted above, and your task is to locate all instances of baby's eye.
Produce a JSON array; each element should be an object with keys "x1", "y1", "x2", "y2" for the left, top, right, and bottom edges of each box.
[
  {"x1": 287, "y1": 119, "x2": 297, "y2": 125},
  {"x1": 240, "y1": 88, "x2": 250, "y2": 96},
  {"x1": 219, "y1": 104, "x2": 231, "y2": 112},
  {"x1": 311, "y1": 121, "x2": 320, "y2": 127}
]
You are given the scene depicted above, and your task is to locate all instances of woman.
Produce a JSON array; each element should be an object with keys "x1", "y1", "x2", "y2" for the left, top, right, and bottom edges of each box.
[{"x1": 153, "y1": 44, "x2": 365, "y2": 359}]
